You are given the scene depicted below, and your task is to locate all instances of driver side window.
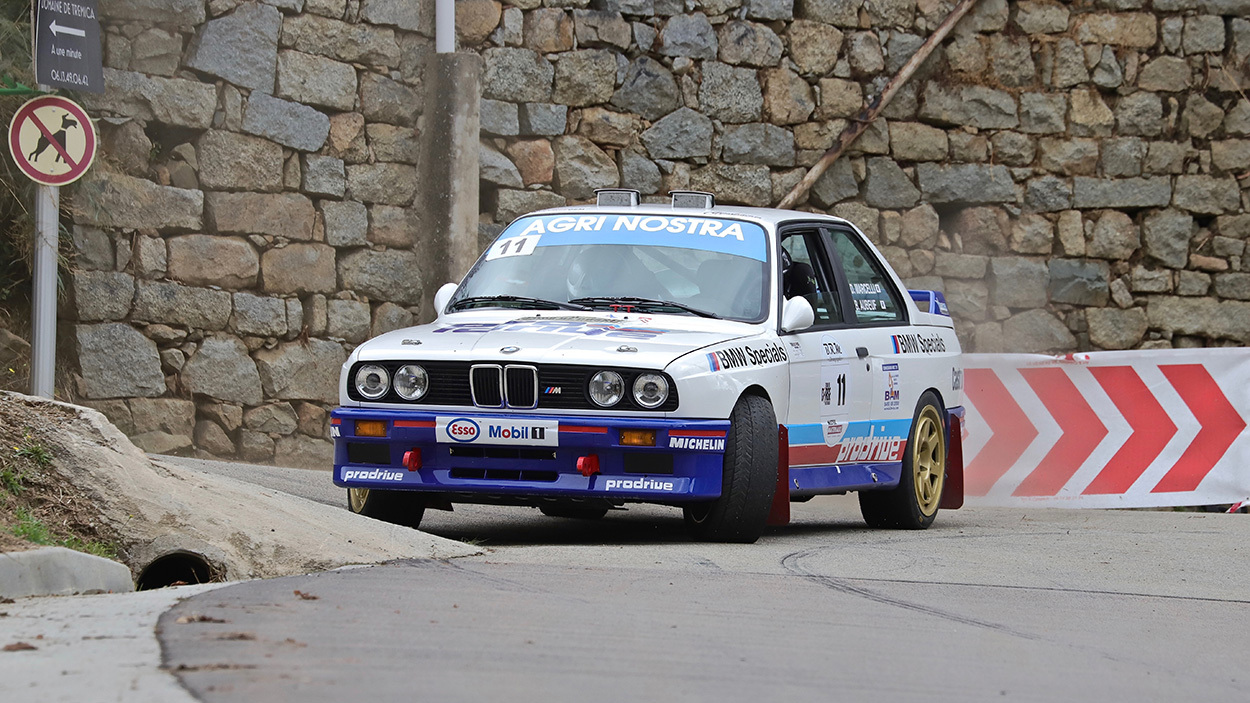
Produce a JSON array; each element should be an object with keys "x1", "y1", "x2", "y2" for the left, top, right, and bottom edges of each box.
[
  {"x1": 824, "y1": 228, "x2": 905, "y2": 324},
  {"x1": 780, "y1": 231, "x2": 843, "y2": 326}
]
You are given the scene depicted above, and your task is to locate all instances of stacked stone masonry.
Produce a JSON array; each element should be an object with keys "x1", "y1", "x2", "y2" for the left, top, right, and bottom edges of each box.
[
  {"x1": 66, "y1": 0, "x2": 1250, "y2": 465},
  {"x1": 70, "y1": 0, "x2": 434, "y2": 466}
]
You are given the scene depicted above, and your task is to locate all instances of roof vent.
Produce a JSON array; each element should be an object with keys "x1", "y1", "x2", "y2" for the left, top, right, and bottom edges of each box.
[
  {"x1": 670, "y1": 190, "x2": 715, "y2": 209},
  {"x1": 595, "y1": 189, "x2": 641, "y2": 207}
]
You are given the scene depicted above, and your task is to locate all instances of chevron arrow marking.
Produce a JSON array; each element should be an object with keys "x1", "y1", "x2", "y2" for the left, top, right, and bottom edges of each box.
[
  {"x1": 964, "y1": 368, "x2": 1037, "y2": 496},
  {"x1": 1151, "y1": 364, "x2": 1246, "y2": 493},
  {"x1": 1082, "y1": 366, "x2": 1177, "y2": 495},
  {"x1": 1012, "y1": 367, "x2": 1108, "y2": 497}
]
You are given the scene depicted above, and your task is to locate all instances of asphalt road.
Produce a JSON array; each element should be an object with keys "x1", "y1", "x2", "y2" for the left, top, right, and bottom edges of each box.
[{"x1": 160, "y1": 456, "x2": 1249, "y2": 702}]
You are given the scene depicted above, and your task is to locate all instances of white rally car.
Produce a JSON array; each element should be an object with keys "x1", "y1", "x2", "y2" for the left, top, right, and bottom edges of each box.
[{"x1": 333, "y1": 190, "x2": 965, "y2": 543}]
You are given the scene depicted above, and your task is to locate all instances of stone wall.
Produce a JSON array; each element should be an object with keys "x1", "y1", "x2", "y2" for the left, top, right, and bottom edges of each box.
[
  {"x1": 62, "y1": 0, "x2": 1250, "y2": 465},
  {"x1": 67, "y1": 0, "x2": 434, "y2": 465},
  {"x1": 469, "y1": 0, "x2": 1250, "y2": 355}
]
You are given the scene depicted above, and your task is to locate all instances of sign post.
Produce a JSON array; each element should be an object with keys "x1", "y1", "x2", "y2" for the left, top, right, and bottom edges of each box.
[
  {"x1": 34, "y1": 0, "x2": 103, "y2": 94},
  {"x1": 8, "y1": 94, "x2": 97, "y2": 398}
]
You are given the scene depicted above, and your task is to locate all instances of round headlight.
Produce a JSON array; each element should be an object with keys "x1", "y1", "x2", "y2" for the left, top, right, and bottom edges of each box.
[
  {"x1": 393, "y1": 364, "x2": 428, "y2": 400},
  {"x1": 588, "y1": 370, "x2": 624, "y2": 407},
  {"x1": 355, "y1": 364, "x2": 390, "y2": 400},
  {"x1": 632, "y1": 373, "x2": 669, "y2": 408}
]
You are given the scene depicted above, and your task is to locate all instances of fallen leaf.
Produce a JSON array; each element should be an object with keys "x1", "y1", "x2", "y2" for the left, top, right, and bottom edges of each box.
[
  {"x1": 215, "y1": 632, "x2": 256, "y2": 641},
  {"x1": 293, "y1": 590, "x2": 319, "y2": 601},
  {"x1": 4, "y1": 642, "x2": 37, "y2": 651}
]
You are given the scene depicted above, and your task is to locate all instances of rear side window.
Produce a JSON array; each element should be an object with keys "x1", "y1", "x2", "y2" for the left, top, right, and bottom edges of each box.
[{"x1": 824, "y1": 229, "x2": 905, "y2": 324}]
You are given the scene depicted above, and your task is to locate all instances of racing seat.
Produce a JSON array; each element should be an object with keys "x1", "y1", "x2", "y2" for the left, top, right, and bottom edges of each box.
[{"x1": 784, "y1": 261, "x2": 818, "y2": 301}]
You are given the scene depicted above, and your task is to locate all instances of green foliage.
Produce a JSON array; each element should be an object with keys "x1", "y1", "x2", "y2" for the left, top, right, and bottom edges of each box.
[
  {"x1": 10, "y1": 507, "x2": 118, "y2": 558},
  {"x1": 1, "y1": 464, "x2": 22, "y2": 494},
  {"x1": 1, "y1": 0, "x2": 35, "y2": 304},
  {"x1": 14, "y1": 441, "x2": 51, "y2": 468}
]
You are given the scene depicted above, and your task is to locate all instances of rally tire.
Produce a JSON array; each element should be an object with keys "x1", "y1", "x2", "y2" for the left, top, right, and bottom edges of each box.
[
  {"x1": 859, "y1": 391, "x2": 946, "y2": 530},
  {"x1": 539, "y1": 502, "x2": 610, "y2": 520},
  {"x1": 684, "y1": 394, "x2": 778, "y2": 543},
  {"x1": 347, "y1": 488, "x2": 425, "y2": 529}
]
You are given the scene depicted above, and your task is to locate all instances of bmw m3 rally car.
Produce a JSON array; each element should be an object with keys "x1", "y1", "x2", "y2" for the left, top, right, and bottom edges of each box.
[{"x1": 333, "y1": 190, "x2": 965, "y2": 543}]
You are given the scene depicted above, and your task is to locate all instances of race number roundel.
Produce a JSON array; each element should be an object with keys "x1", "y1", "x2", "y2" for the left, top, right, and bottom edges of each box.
[{"x1": 7, "y1": 95, "x2": 97, "y2": 186}]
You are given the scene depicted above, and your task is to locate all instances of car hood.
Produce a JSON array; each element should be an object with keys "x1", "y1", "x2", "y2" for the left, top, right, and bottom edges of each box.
[{"x1": 352, "y1": 310, "x2": 763, "y2": 370}]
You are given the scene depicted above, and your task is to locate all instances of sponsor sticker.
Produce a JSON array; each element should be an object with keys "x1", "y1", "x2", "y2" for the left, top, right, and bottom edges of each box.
[
  {"x1": 434, "y1": 319, "x2": 666, "y2": 340},
  {"x1": 952, "y1": 367, "x2": 963, "y2": 391},
  {"x1": 786, "y1": 339, "x2": 804, "y2": 359},
  {"x1": 495, "y1": 214, "x2": 769, "y2": 262},
  {"x1": 436, "y1": 416, "x2": 559, "y2": 446},
  {"x1": 822, "y1": 419, "x2": 847, "y2": 445},
  {"x1": 668, "y1": 436, "x2": 726, "y2": 451},
  {"x1": 342, "y1": 468, "x2": 404, "y2": 482},
  {"x1": 330, "y1": 426, "x2": 340, "y2": 439},
  {"x1": 882, "y1": 362, "x2": 900, "y2": 411},
  {"x1": 706, "y1": 341, "x2": 788, "y2": 372},
  {"x1": 820, "y1": 334, "x2": 844, "y2": 359},
  {"x1": 603, "y1": 477, "x2": 676, "y2": 492},
  {"x1": 890, "y1": 332, "x2": 947, "y2": 354}
]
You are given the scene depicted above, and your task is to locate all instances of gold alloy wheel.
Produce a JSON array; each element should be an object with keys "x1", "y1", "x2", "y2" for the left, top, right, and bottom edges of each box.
[
  {"x1": 348, "y1": 487, "x2": 370, "y2": 513},
  {"x1": 911, "y1": 405, "x2": 946, "y2": 517}
]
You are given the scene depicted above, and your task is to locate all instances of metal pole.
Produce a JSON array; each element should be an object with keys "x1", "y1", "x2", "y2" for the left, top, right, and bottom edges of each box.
[
  {"x1": 435, "y1": 0, "x2": 454, "y2": 53},
  {"x1": 31, "y1": 181, "x2": 59, "y2": 398}
]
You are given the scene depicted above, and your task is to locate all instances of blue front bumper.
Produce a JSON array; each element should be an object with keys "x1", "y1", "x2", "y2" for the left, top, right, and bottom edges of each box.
[{"x1": 331, "y1": 408, "x2": 729, "y2": 502}]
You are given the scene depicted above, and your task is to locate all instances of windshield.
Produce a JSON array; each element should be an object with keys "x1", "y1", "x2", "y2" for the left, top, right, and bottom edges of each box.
[{"x1": 449, "y1": 214, "x2": 771, "y2": 322}]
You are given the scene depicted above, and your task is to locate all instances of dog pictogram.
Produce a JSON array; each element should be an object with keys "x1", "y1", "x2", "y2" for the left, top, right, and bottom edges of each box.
[{"x1": 26, "y1": 111, "x2": 79, "y2": 165}]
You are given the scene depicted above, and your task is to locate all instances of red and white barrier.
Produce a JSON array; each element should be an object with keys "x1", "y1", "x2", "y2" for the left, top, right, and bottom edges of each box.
[{"x1": 962, "y1": 350, "x2": 1250, "y2": 509}]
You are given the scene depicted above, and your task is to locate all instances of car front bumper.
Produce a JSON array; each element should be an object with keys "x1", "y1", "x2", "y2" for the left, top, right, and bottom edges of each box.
[{"x1": 331, "y1": 408, "x2": 729, "y2": 502}]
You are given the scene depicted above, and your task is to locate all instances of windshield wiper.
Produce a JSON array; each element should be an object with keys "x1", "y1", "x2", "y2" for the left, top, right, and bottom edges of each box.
[
  {"x1": 569, "y1": 296, "x2": 720, "y2": 319},
  {"x1": 449, "y1": 295, "x2": 589, "y2": 311}
]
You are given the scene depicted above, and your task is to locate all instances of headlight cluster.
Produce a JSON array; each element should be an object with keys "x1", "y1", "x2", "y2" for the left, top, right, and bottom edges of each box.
[
  {"x1": 354, "y1": 364, "x2": 428, "y2": 401},
  {"x1": 589, "y1": 370, "x2": 669, "y2": 409}
]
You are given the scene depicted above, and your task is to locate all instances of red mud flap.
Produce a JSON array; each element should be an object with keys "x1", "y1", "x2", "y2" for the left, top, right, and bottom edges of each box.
[
  {"x1": 940, "y1": 411, "x2": 965, "y2": 510},
  {"x1": 768, "y1": 425, "x2": 791, "y2": 525}
]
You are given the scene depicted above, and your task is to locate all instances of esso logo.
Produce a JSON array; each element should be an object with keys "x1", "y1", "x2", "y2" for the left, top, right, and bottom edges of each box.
[{"x1": 447, "y1": 418, "x2": 479, "y2": 442}]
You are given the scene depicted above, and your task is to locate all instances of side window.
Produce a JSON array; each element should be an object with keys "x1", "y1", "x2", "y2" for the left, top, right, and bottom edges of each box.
[
  {"x1": 824, "y1": 228, "x2": 905, "y2": 324},
  {"x1": 780, "y1": 231, "x2": 843, "y2": 326}
]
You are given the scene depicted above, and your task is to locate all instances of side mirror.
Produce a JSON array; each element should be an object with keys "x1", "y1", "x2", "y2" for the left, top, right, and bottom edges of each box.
[
  {"x1": 780, "y1": 296, "x2": 815, "y2": 333},
  {"x1": 433, "y1": 282, "x2": 458, "y2": 316}
]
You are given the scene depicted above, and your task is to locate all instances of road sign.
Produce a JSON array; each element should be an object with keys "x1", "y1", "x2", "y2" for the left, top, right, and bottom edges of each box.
[
  {"x1": 35, "y1": 0, "x2": 104, "y2": 93},
  {"x1": 962, "y1": 350, "x2": 1250, "y2": 509},
  {"x1": 7, "y1": 95, "x2": 97, "y2": 186}
]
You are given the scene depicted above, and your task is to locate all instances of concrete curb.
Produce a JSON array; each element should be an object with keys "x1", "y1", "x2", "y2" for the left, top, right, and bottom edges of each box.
[{"x1": 0, "y1": 546, "x2": 134, "y2": 598}]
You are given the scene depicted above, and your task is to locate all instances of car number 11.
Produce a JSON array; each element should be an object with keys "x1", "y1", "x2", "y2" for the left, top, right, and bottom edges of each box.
[{"x1": 486, "y1": 234, "x2": 542, "y2": 261}]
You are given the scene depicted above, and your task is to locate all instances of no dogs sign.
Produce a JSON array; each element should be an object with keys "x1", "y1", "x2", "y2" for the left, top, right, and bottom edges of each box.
[{"x1": 7, "y1": 95, "x2": 97, "y2": 186}]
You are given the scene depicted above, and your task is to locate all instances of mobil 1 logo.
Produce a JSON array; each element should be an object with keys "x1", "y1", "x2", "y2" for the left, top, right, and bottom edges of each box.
[{"x1": 35, "y1": 0, "x2": 104, "y2": 93}]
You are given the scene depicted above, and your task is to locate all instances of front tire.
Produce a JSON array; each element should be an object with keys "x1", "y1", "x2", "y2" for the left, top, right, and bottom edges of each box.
[
  {"x1": 684, "y1": 395, "x2": 778, "y2": 543},
  {"x1": 347, "y1": 488, "x2": 426, "y2": 529},
  {"x1": 859, "y1": 391, "x2": 946, "y2": 530}
]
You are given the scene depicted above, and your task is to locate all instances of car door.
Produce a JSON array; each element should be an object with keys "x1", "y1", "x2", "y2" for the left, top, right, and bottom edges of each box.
[
  {"x1": 817, "y1": 225, "x2": 916, "y2": 462},
  {"x1": 778, "y1": 227, "x2": 873, "y2": 461}
]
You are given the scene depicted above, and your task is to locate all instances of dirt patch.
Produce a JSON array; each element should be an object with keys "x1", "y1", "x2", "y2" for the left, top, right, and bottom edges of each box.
[
  {"x1": 0, "y1": 391, "x2": 479, "y2": 583},
  {"x1": 0, "y1": 399, "x2": 121, "y2": 557}
]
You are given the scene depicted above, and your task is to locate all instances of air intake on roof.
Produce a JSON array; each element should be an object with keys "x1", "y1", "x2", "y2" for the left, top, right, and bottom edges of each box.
[
  {"x1": 595, "y1": 189, "x2": 640, "y2": 207},
  {"x1": 670, "y1": 190, "x2": 715, "y2": 209}
]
